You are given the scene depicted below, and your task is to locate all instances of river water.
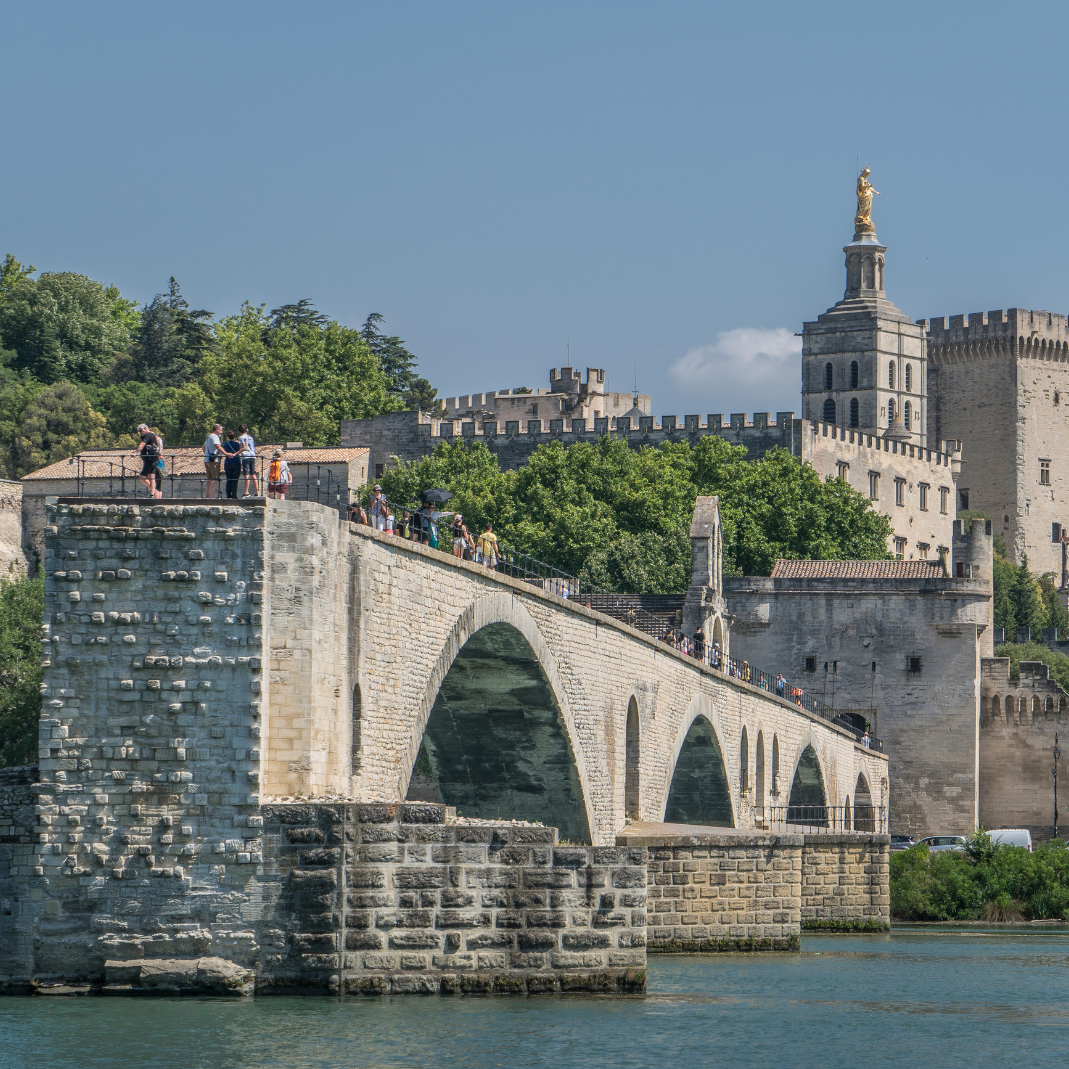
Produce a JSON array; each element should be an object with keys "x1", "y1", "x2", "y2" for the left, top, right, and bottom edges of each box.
[{"x1": 3, "y1": 930, "x2": 1068, "y2": 1068}]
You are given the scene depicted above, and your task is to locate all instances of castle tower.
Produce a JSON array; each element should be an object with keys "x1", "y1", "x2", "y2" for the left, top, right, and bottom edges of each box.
[{"x1": 802, "y1": 178, "x2": 928, "y2": 447}]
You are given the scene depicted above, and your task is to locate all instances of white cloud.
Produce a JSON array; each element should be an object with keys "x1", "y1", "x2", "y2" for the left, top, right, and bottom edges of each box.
[{"x1": 667, "y1": 327, "x2": 801, "y2": 416}]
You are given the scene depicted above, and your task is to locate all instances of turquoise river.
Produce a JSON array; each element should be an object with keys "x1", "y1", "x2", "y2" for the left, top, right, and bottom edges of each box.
[{"x1": 2, "y1": 929, "x2": 1068, "y2": 1068}]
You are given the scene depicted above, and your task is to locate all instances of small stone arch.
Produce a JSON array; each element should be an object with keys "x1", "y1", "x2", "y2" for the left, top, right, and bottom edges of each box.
[
  {"x1": 740, "y1": 726, "x2": 749, "y2": 793},
  {"x1": 888, "y1": 361, "x2": 895, "y2": 389},
  {"x1": 980, "y1": 694, "x2": 989, "y2": 720},
  {"x1": 755, "y1": 730, "x2": 766, "y2": 813},
  {"x1": 625, "y1": 695, "x2": 641, "y2": 820},
  {"x1": 1033, "y1": 695, "x2": 1042, "y2": 721},
  {"x1": 1046, "y1": 696, "x2": 1056, "y2": 719},
  {"x1": 853, "y1": 771, "x2": 874, "y2": 832},
  {"x1": 786, "y1": 741, "x2": 828, "y2": 827},
  {"x1": 663, "y1": 697, "x2": 735, "y2": 828},
  {"x1": 1019, "y1": 696, "x2": 1028, "y2": 723},
  {"x1": 823, "y1": 398, "x2": 836, "y2": 424},
  {"x1": 849, "y1": 397, "x2": 859, "y2": 427},
  {"x1": 771, "y1": 733, "x2": 780, "y2": 797}
]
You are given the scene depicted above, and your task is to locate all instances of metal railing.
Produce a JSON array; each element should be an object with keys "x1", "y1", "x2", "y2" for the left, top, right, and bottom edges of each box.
[
  {"x1": 65, "y1": 455, "x2": 353, "y2": 514},
  {"x1": 752, "y1": 805, "x2": 887, "y2": 834}
]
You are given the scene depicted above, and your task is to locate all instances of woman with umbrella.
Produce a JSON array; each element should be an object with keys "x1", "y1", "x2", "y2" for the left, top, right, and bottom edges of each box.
[{"x1": 416, "y1": 488, "x2": 451, "y2": 548}]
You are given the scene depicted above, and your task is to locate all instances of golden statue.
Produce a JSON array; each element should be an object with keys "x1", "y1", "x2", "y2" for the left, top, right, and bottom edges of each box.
[{"x1": 854, "y1": 167, "x2": 879, "y2": 235}]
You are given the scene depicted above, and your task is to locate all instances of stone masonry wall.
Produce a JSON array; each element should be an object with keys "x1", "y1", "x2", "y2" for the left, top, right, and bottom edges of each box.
[
  {"x1": 800, "y1": 834, "x2": 890, "y2": 928},
  {"x1": 0, "y1": 766, "x2": 36, "y2": 989},
  {"x1": 258, "y1": 802, "x2": 647, "y2": 994},
  {"x1": 635, "y1": 832, "x2": 802, "y2": 951}
]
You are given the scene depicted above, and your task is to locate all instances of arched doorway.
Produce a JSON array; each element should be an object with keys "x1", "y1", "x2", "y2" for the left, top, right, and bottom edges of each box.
[
  {"x1": 405, "y1": 622, "x2": 591, "y2": 842},
  {"x1": 854, "y1": 772, "x2": 874, "y2": 832},
  {"x1": 664, "y1": 716, "x2": 734, "y2": 827},
  {"x1": 787, "y1": 744, "x2": 827, "y2": 827},
  {"x1": 625, "y1": 697, "x2": 641, "y2": 820}
]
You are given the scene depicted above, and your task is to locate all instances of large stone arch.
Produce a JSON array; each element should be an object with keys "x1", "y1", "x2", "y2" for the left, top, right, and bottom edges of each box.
[
  {"x1": 786, "y1": 732, "x2": 830, "y2": 826},
  {"x1": 401, "y1": 592, "x2": 597, "y2": 842},
  {"x1": 660, "y1": 694, "x2": 736, "y2": 828}
]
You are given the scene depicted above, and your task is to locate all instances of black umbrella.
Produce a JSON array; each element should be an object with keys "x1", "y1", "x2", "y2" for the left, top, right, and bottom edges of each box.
[{"x1": 421, "y1": 488, "x2": 452, "y2": 504}]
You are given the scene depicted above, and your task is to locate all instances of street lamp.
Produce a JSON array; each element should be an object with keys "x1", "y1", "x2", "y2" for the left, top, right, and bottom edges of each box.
[{"x1": 1053, "y1": 733, "x2": 1061, "y2": 841}]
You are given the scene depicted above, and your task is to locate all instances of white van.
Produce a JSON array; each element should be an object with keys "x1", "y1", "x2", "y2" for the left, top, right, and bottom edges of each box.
[{"x1": 989, "y1": 828, "x2": 1033, "y2": 852}]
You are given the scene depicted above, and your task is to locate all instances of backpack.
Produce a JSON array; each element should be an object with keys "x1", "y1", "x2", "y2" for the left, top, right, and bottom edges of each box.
[{"x1": 269, "y1": 458, "x2": 282, "y2": 483}]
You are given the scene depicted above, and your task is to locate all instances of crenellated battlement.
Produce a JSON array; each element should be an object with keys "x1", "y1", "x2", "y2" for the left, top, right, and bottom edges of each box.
[
  {"x1": 981, "y1": 657, "x2": 1068, "y2": 727},
  {"x1": 803, "y1": 419, "x2": 961, "y2": 469},
  {"x1": 923, "y1": 308, "x2": 1069, "y2": 365}
]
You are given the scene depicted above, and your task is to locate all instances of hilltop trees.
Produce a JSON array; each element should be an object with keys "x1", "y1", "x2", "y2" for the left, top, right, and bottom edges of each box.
[{"x1": 377, "y1": 436, "x2": 894, "y2": 590}]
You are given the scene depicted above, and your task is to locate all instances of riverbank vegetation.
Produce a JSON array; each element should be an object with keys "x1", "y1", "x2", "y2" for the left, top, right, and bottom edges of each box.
[{"x1": 891, "y1": 832, "x2": 1069, "y2": 921}]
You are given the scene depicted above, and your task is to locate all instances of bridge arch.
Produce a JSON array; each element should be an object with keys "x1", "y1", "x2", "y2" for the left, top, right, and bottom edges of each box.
[
  {"x1": 624, "y1": 695, "x2": 641, "y2": 820},
  {"x1": 786, "y1": 735, "x2": 830, "y2": 826},
  {"x1": 661, "y1": 695, "x2": 736, "y2": 828},
  {"x1": 402, "y1": 592, "x2": 596, "y2": 842}
]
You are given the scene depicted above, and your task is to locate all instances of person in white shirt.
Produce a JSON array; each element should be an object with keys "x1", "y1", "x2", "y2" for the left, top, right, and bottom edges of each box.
[
  {"x1": 203, "y1": 424, "x2": 224, "y2": 499},
  {"x1": 238, "y1": 424, "x2": 258, "y2": 497}
]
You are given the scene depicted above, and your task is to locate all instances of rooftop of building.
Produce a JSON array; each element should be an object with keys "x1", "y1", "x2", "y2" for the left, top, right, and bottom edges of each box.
[
  {"x1": 769, "y1": 559, "x2": 945, "y2": 579},
  {"x1": 22, "y1": 445, "x2": 369, "y2": 482}
]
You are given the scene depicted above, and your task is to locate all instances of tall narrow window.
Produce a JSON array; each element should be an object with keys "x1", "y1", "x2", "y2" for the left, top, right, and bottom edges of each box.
[
  {"x1": 959, "y1": 488, "x2": 969, "y2": 511},
  {"x1": 850, "y1": 361, "x2": 859, "y2": 388},
  {"x1": 905, "y1": 364, "x2": 912, "y2": 391},
  {"x1": 836, "y1": 461, "x2": 849, "y2": 480},
  {"x1": 740, "y1": 727, "x2": 749, "y2": 792},
  {"x1": 894, "y1": 537, "x2": 907, "y2": 558},
  {"x1": 1041, "y1": 459, "x2": 1051, "y2": 485},
  {"x1": 917, "y1": 542, "x2": 929, "y2": 559},
  {"x1": 824, "y1": 362, "x2": 834, "y2": 390},
  {"x1": 849, "y1": 397, "x2": 859, "y2": 427},
  {"x1": 888, "y1": 362, "x2": 895, "y2": 388},
  {"x1": 868, "y1": 471, "x2": 879, "y2": 500},
  {"x1": 888, "y1": 398, "x2": 896, "y2": 423},
  {"x1": 939, "y1": 486, "x2": 949, "y2": 514},
  {"x1": 919, "y1": 483, "x2": 929, "y2": 511},
  {"x1": 895, "y1": 478, "x2": 906, "y2": 507},
  {"x1": 903, "y1": 401, "x2": 911, "y2": 430},
  {"x1": 823, "y1": 398, "x2": 836, "y2": 423}
]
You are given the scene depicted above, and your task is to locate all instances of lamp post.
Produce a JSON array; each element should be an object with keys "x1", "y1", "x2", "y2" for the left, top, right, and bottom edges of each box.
[{"x1": 1053, "y1": 733, "x2": 1061, "y2": 840}]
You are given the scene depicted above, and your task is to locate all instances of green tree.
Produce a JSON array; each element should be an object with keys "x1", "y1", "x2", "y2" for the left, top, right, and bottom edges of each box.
[
  {"x1": 0, "y1": 572, "x2": 44, "y2": 768},
  {"x1": 580, "y1": 529, "x2": 691, "y2": 594},
  {"x1": 360, "y1": 313, "x2": 443, "y2": 413},
  {"x1": 200, "y1": 302, "x2": 399, "y2": 445},
  {"x1": 12, "y1": 381, "x2": 114, "y2": 477},
  {"x1": 116, "y1": 277, "x2": 213, "y2": 387},
  {"x1": 0, "y1": 267, "x2": 134, "y2": 384},
  {"x1": 1009, "y1": 556, "x2": 1049, "y2": 637}
]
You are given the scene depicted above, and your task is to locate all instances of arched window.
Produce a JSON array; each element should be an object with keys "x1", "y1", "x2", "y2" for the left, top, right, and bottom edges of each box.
[
  {"x1": 888, "y1": 362, "x2": 895, "y2": 389},
  {"x1": 849, "y1": 398, "x2": 859, "y2": 427},
  {"x1": 905, "y1": 364, "x2": 912, "y2": 391},
  {"x1": 850, "y1": 361, "x2": 859, "y2": 388},
  {"x1": 824, "y1": 362, "x2": 833, "y2": 390},
  {"x1": 823, "y1": 398, "x2": 836, "y2": 424},
  {"x1": 903, "y1": 401, "x2": 911, "y2": 430},
  {"x1": 740, "y1": 727, "x2": 749, "y2": 792},
  {"x1": 887, "y1": 398, "x2": 895, "y2": 423}
]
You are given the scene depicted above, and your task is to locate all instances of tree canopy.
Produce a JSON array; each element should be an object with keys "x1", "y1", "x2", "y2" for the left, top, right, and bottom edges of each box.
[{"x1": 377, "y1": 436, "x2": 893, "y2": 590}]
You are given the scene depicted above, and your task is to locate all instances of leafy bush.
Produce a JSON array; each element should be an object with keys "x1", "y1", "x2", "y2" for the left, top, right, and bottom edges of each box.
[{"x1": 891, "y1": 831, "x2": 1069, "y2": 921}]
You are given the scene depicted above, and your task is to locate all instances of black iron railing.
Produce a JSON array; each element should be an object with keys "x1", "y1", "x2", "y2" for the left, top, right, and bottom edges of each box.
[{"x1": 752, "y1": 805, "x2": 887, "y2": 834}]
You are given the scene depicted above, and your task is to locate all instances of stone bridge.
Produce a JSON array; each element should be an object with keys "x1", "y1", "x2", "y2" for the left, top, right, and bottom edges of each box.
[{"x1": 0, "y1": 497, "x2": 889, "y2": 990}]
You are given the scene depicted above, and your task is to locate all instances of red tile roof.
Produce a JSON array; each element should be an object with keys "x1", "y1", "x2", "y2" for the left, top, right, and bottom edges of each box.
[
  {"x1": 22, "y1": 445, "x2": 368, "y2": 482},
  {"x1": 770, "y1": 559, "x2": 945, "y2": 579}
]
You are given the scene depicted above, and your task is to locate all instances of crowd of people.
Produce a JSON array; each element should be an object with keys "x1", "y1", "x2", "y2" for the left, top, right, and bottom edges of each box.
[
  {"x1": 134, "y1": 422, "x2": 295, "y2": 500},
  {"x1": 345, "y1": 485, "x2": 501, "y2": 569}
]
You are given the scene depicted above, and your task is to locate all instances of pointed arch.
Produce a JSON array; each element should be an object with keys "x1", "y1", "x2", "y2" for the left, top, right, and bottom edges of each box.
[
  {"x1": 755, "y1": 730, "x2": 766, "y2": 812},
  {"x1": 787, "y1": 743, "x2": 828, "y2": 827},
  {"x1": 853, "y1": 771, "x2": 874, "y2": 832},
  {"x1": 403, "y1": 592, "x2": 597, "y2": 841},
  {"x1": 625, "y1": 695, "x2": 641, "y2": 820},
  {"x1": 823, "y1": 398, "x2": 836, "y2": 424},
  {"x1": 849, "y1": 397, "x2": 859, "y2": 427},
  {"x1": 664, "y1": 698, "x2": 735, "y2": 828},
  {"x1": 740, "y1": 726, "x2": 749, "y2": 792}
]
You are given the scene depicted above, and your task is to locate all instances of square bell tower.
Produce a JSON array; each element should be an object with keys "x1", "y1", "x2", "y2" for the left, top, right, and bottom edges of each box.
[{"x1": 801, "y1": 189, "x2": 927, "y2": 447}]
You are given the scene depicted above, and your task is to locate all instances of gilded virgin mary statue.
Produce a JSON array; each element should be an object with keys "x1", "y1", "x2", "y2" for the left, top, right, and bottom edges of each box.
[{"x1": 854, "y1": 168, "x2": 879, "y2": 236}]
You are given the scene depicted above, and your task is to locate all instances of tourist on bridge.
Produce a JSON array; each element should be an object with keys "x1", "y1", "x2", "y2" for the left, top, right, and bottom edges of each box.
[
  {"x1": 692, "y1": 630, "x2": 705, "y2": 660},
  {"x1": 135, "y1": 423, "x2": 163, "y2": 499},
  {"x1": 238, "y1": 424, "x2": 258, "y2": 497},
  {"x1": 268, "y1": 450, "x2": 292, "y2": 499},
  {"x1": 451, "y1": 514, "x2": 474, "y2": 559},
  {"x1": 477, "y1": 523, "x2": 498, "y2": 567},
  {"x1": 775, "y1": 673, "x2": 786, "y2": 698},
  {"x1": 222, "y1": 431, "x2": 242, "y2": 499},
  {"x1": 369, "y1": 485, "x2": 387, "y2": 531},
  {"x1": 203, "y1": 423, "x2": 224, "y2": 499}
]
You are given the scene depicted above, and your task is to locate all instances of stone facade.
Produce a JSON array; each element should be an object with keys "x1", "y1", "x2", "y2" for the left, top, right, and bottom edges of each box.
[
  {"x1": 725, "y1": 519, "x2": 994, "y2": 837},
  {"x1": 799, "y1": 834, "x2": 889, "y2": 928},
  {"x1": 259, "y1": 802, "x2": 647, "y2": 995},
  {"x1": 979, "y1": 657, "x2": 1068, "y2": 840},
  {"x1": 618, "y1": 826, "x2": 889, "y2": 951},
  {"x1": 925, "y1": 310, "x2": 1069, "y2": 573},
  {"x1": 0, "y1": 480, "x2": 28, "y2": 575}
]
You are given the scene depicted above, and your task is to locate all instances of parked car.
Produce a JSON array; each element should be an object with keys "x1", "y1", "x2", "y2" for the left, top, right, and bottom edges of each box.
[
  {"x1": 917, "y1": 835, "x2": 967, "y2": 852},
  {"x1": 988, "y1": 828, "x2": 1033, "y2": 852},
  {"x1": 889, "y1": 835, "x2": 916, "y2": 852}
]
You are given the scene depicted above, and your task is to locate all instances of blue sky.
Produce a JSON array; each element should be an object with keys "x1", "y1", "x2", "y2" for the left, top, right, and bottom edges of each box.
[{"x1": 0, "y1": 1, "x2": 1063, "y2": 419}]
